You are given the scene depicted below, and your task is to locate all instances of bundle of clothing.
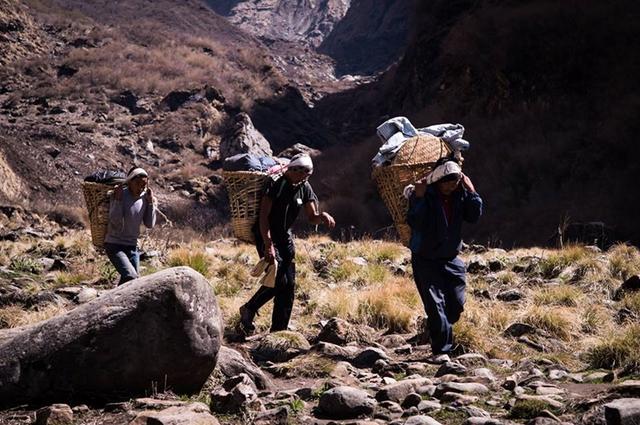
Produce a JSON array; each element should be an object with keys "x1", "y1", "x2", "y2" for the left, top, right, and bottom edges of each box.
[
  {"x1": 222, "y1": 153, "x2": 290, "y2": 174},
  {"x1": 84, "y1": 170, "x2": 127, "y2": 185},
  {"x1": 372, "y1": 117, "x2": 471, "y2": 167}
]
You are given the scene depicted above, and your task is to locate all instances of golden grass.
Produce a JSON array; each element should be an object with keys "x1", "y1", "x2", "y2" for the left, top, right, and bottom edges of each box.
[
  {"x1": 167, "y1": 247, "x2": 211, "y2": 277},
  {"x1": 0, "y1": 304, "x2": 67, "y2": 329},
  {"x1": 620, "y1": 292, "x2": 640, "y2": 315},
  {"x1": 538, "y1": 245, "x2": 594, "y2": 278},
  {"x1": 586, "y1": 323, "x2": 640, "y2": 369},
  {"x1": 521, "y1": 305, "x2": 575, "y2": 340},
  {"x1": 608, "y1": 244, "x2": 640, "y2": 280},
  {"x1": 533, "y1": 285, "x2": 583, "y2": 307}
]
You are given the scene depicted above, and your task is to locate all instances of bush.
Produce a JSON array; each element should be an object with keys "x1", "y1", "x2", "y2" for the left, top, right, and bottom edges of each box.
[
  {"x1": 522, "y1": 306, "x2": 574, "y2": 340},
  {"x1": 9, "y1": 257, "x2": 42, "y2": 274}
]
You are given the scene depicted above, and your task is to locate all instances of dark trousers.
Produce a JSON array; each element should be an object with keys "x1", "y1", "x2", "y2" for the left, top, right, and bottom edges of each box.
[
  {"x1": 104, "y1": 242, "x2": 139, "y2": 286},
  {"x1": 245, "y1": 236, "x2": 296, "y2": 332},
  {"x1": 412, "y1": 256, "x2": 466, "y2": 354}
]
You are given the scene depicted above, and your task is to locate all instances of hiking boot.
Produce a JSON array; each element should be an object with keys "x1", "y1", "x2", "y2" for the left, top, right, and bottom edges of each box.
[{"x1": 239, "y1": 305, "x2": 256, "y2": 335}]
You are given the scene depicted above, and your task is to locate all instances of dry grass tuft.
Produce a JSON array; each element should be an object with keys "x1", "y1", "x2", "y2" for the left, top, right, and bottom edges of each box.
[
  {"x1": 533, "y1": 285, "x2": 583, "y2": 307},
  {"x1": 522, "y1": 305, "x2": 575, "y2": 340},
  {"x1": 167, "y1": 247, "x2": 211, "y2": 277},
  {"x1": 608, "y1": 244, "x2": 640, "y2": 281},
  {"x1": 586, "y1": 323, "x2": 640, "y2": 369},
  {"x1": 0, "y1": 304, "x2": 67, "y2": 329}
]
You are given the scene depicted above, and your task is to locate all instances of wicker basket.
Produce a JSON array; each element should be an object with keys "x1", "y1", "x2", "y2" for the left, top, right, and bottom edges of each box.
[
  {"x1": 81, "y1": 181, "x2": 113, "y2": 249},
  {"x1": 223, "y1": 170, "x2": 274, "y2": 243},
  {"x1": 373, "y1": 134, "x2": 452, "y2": 246}
]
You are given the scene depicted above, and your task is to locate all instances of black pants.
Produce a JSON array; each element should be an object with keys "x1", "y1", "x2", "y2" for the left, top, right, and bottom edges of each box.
[
  {"x1": 245, "y1": 236, "x2": 296, "y2": 332},
  {"x1": 412, "y1": 256, "x2": 466, "y2": 354}
]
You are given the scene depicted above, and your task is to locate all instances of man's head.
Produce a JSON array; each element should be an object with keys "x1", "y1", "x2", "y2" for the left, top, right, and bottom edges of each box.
[
  {"x1": 126, "y1": 167, "x2": 149, "y2": 196},
  {"x1": 426, "y1": 160, "x2": 462, "y2": 196},
  {"x1": 285, "y1": 154, "x2": 313, "y2": 185}
]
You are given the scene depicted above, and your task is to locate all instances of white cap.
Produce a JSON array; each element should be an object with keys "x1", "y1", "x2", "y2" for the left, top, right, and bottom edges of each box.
[
  {"x1": 287, "y1": 154, "x2": 313, "y2": 172},
  {"x1": 425, "y1": 161, "x2": 461, "y2": 185},
  {"x1": 126, "y1": 167, "x2": 148, "y2": 182}
]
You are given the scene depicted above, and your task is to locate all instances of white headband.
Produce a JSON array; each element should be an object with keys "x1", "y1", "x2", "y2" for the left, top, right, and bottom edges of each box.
[
  {"x1": 426, "y1": 161, "x2": 461, "y2": 185},
  {"x1": 288, "y1": 154, "x2": 313, "y2": 172},
  {"x1": 126, "y1": 168, "x2": 148, "y2": 182}
]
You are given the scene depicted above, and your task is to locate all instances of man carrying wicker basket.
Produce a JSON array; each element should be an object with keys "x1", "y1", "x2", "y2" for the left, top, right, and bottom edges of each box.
[
  {"x1": 406, "y1": 158, "x2": 482, "y2": 360},
  {"x1": 104, "y1": 167, "x2": 157, "y2": 286},
  {"x1": 238, "y1": 154, "x2": 335, "y2": 335}
]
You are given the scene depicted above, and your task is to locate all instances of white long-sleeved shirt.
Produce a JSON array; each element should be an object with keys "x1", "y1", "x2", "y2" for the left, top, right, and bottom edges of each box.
[{"x1": 105, "y1": 187, "x2": 156, "y2": 246}]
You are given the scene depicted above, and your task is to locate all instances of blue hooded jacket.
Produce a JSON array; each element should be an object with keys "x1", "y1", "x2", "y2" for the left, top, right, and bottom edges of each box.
[{"x1": 407, "y1": 185, "x2": 483, "y2": 260}]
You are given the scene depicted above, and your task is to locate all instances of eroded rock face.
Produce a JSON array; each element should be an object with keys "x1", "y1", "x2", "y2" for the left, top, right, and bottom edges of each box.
[
  {"x1": 219, "y1": 112, "x2": 273, "y2": 160},
  {"x1": 0, "y1": 267, "x2": 223, "y2": 406}
]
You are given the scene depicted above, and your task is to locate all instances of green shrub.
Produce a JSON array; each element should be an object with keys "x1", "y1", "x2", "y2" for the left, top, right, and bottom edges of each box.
[{"x1": 9, "y1": 257, "x2": 42, "y2": 274}]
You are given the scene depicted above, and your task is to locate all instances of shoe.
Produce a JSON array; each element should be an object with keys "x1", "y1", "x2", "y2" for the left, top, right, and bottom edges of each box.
[{"x1": 239, "y1": 305, "x2": 256, "y2": 335}]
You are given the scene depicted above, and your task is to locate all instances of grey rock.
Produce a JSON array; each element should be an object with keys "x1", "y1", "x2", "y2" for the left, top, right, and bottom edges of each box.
[
  {"x1": 316, "y1": 317, "x2": 374, "y2": 345},
  {"x1": 404, "y1": 415, "x2": 443, "y2": 425},
  {"x1": 613, "y1": 380, "x2": 640, "y2": 396},
  {"x1": 219, "y1": 113, "x2": 272, "y2": 160},
  {"x1": 210, "y1": 383, "x2": 258, "y2": 413},
  {"x1": 353, "y1": 346, "x2": 389, "y2": 368},
  {"x1": 401, "y1": 392, "x2": 423, "y2": 408},
  {"x1": 417, "y1": 400, "x2": 441, "y2": 413},
  {"x1": 472, "y1": 368, "x2": 497, "y2": 383},
  {"x1": 35, "y1": 404, "x2": 73, "y2": 425},
  {"x1": 0, "y1": 267, "x2": 223, "y2": 407},
  {"x1": 277, "y1": 143, "x2": 321, "y2": 158},
  {"x1": 216, "y1": 346, "x2": 272, "y2": 390},
  {"x1": 497, "y1": 289, "x2": 524, "y2": 302},
  {"x1": 455, "y1": 353, "x2": 488, "y2": 367},
  {"x1": 318, "y1": 385, "x2": 376, "y2": 419},
  {"x1": 439, "y1": 392, "x2": 479, "y2": 405},
  {"x1": 434, "y1": 382, "x2": 490, "y2": 398},
  {"x1": 504, "y1": 323, "x2": 537, "y2": 337},
  {"x1": 75, "y1": 287, "x2": 98, "y2": 304},
  {"x1": 464, "y1": 418, "x2": 503, "y2": 425},
  {"x1": 130, "y1": 402, "x2": 218, "y2": 425},
  {"x1": 435, "y1": 361, "x2": 467, "y2": 377},
  {"x1": 313, "y1": 341, "x2": 360, "y2": 359},
  {"x1": 132, "y1": 398, "x2": 188, "y2": 410},
  {"x1": 222, "y1": 373, "x2": 257, "y2": 392},
  {"x1": 251, "y1": 331, "x2": 310, "y2": 363},
  {"x1": 604, "y1": 398, "x2": 640, "y2": 425},
  {"x1": 459, "y1": 406, "x2": 491, "y2": 417},
  {"x1": 254, "y1": 406, "x2": 289, "y2": 424},
  {"x1": 379, "y1": 400, "x2": 404, "y2": 413},
  {"x1": 376, "y1": 378, "x2": 434, "y2": 403}
]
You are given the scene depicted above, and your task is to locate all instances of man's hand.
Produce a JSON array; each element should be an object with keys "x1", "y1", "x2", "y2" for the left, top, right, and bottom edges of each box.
[
  {"x1": 264, "y1": 242, "x2": 276, "y2": 264},
  {"x1": 321, "y1": 212, "x2": 336, "y2": 229},
  {"x1": 113, "y1": 185, "x2": 124, "y2": 201},
  {"x1": 145, "y1": 186, "x2": 157, "y2": 204},
  {"x1": 414, "y1": 178, "x2": 427, "y2": 198},
  {"x1": 461, "y1": 173, "x2": 476, "y2": 193}
]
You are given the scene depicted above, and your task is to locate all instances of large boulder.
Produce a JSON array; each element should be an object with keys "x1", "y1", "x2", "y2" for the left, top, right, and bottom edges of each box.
[
  {"x1": 318, "y1": 385, "x2": 376, "y2": 418},
  {"x1": 215, "y1": 346, "x2": 272, "y2": 390},
  {"x1": 219, "y1": 112, "x2": 272, "y2": 160},
  {"x1": 0, "y1": 267, "x2": 223, "y2": 407}
]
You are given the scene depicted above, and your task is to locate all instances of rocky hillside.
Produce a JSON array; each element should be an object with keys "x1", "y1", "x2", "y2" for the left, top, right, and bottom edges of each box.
[
  {"x1": 1, "y1": 212, "x2": 640, "y2": 423},
  {"x1": 312, "y1": 0, "x2": 640, "y2": 247}
]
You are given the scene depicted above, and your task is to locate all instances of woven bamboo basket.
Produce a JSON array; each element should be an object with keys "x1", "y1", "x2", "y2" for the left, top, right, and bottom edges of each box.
[
  {"x1": 373, "y1": 134, "x2": 451, "y2": 246},
  {"x1": 223, "y1": 170, "x2": 274, "y2": 243},
  {"x1": 81, "y1": 181, "x2": 113, "y2": 249}
]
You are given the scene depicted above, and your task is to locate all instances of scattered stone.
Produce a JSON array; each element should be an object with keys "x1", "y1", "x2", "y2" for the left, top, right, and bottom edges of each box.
[
  {"x1": 0, "y1": 267, "x2": 223, "y2": 406},
  {"x1": 464, "y1": 418, "x2": 502, "y2": 425},
  {"x1": 313, "y1": 341, "x2": 360, "y2": 359},
  {"x1": 132, "y1": 398, "x2": 187, "y2": 410},
  {"x1": 379, "y1": 400, "x2": 403, "y2": 413},
  {"x1": 318, "y1": 386, "x2": 376, "y2": 419},
  {"x1": 434, "y1": 382, "x2": 490, "y2": 398},
  {"x1": 130, "y1": 402, "x2": 218, "y2": 425},
  {"x1": 439, "y1": 392, "x2": 479, "y2": 405},
  {"x1": 417, "y1": 400, "x2": 441, "y2": 413},
  {"x1": 376, "y1": 378, "x2": 434, "y2": 403},
  {"x1": 604, "y1": 398, "x2": 640, "y2": 425},
  {"x1": 75, "y1": 287, "x2": 98, "y2": 304},
  {"x1": 435, "y1": 361, "x2": 467, "y2": 377},
  {"x1": 254, "y1": 406, "x2": 289, "y2": 424},
  {"x1": 584, "y1": 371, "x2": 609, "y2": 382},
  {"x1": 35, "y1": 404, "x2": 73, "y2": 425},
  {"x1": 251, "y1": 331, "x2": 310, "y2": 363},
  {"x1": 456, "y1": 353, "x2": 488, "y2": 367},
  {"x1": 515, "y1": 394, "x2": 564, "y2": 410},
  {"x1": 316, "y1": 317, "x2": 374, "y2": 345},
  {"x1": 472, "y1": 368, "x2": 497, "y2": 383},
  {"x1": 504, "y1": 323, "x2": 537, "y2": 337},
  {"x1": 352, "y1": 347, "x2": 389, "y2": 368},
  {"x1": 219, "y1": 112, "x2": 272, "y2": 160},
  {"x1": 612, "y1": 380, "x2": 640, "y2": 396},
  {"x1": 548, "y1": 369, "x2": 568, "y2": 380},
  {"x1": 210, "y1": 383, "x2": 258, "y2": 413},
  {"x1": 216, "y1": 346, "x2": 272, "y2": 390},
  {"x1": 71, "y1": 405, "x2": 89, "y2": 414},
  {"x1": 497, "y1": 289, "x2": 524, "y2": 302},
  {"x1": 401, "y1": 392, "x2": 423, "y2": 408},
  {"x1": 403, "y1": 415, "x2": 443, "y2": 425},
  {"x1": 467, "y1": 258, "x2": 489, "y2": 273},
  {"x1": 103, "y1": 402, "x2": 128, "y2": 412}
]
